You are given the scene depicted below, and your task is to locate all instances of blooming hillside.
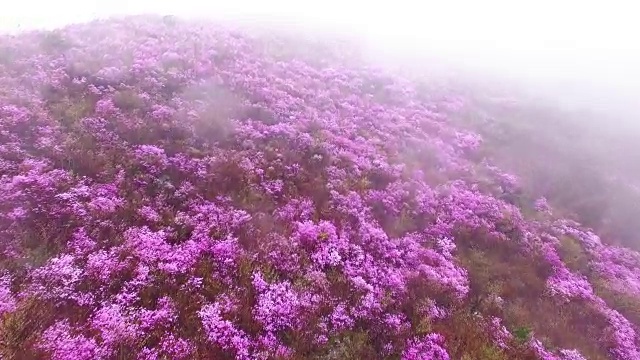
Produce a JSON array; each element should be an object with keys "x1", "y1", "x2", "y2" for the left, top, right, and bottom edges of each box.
[{"x1": 1, "y1": 16, "x2": 639, "y2": 360}]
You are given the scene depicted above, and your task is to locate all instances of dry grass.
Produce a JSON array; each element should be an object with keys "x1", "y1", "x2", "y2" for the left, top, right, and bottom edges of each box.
[{"x1": 457, "y1": 235, "x2": 610, "y2": 359}]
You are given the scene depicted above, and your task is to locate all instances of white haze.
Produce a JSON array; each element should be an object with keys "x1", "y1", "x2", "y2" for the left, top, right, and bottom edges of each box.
[{"x1": 1, "y1": 0, "x2": 639, "y2": 122}]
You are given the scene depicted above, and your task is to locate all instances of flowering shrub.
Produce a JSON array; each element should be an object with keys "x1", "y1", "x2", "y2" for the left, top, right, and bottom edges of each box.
[{"x1": 0, "y1": 15, "x2": 638, "y2": 360}]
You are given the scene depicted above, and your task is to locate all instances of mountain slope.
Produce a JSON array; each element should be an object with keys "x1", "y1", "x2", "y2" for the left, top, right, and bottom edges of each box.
[{"x1": 0, "y1": 16, "x2": 639, "y2": 360}]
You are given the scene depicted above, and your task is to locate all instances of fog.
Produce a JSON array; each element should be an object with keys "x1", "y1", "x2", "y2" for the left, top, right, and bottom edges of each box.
[{"x1": 2, "y1": 0, "x2": 639, "y2": 120}]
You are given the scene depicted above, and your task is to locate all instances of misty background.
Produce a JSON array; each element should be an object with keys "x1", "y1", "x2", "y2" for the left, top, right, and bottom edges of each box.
[{"x1": 2, "y1": 1, "x2": 639, "y2": 122}]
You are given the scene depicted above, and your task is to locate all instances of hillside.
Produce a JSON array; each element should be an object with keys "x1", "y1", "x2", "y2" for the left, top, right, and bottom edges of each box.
[{"x1": 1, "y1": 16, "x2": 639, "y2": 360}]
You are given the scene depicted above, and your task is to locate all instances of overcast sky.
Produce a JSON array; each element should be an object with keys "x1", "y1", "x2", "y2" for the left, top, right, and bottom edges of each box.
[{"x1": 1, "y1": 1, "x2": 639, "y2": 118}]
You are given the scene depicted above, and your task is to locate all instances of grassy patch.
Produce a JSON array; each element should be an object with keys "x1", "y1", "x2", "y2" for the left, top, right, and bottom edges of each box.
[
  {"x1": 458, "y1": 240, "x2": 609, "y2": 359},
  {"x1": 557, "y1": 235, "x2": 591, "y2": 274},
  {"x1": 593, "y1": 279, "x2": 640, "y2": 327}
]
